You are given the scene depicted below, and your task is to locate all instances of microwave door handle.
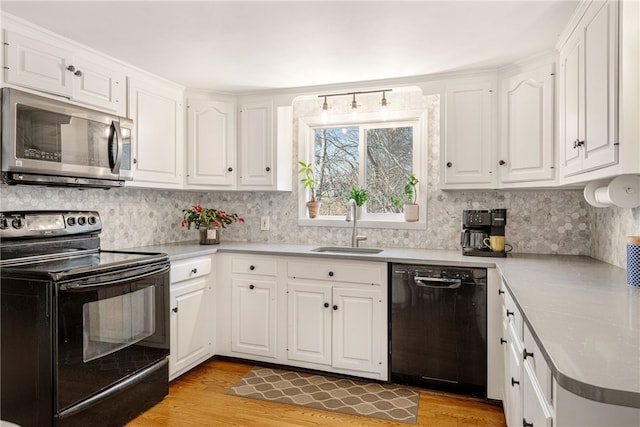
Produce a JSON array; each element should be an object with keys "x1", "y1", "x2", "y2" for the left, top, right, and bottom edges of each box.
[{"x1": 109, "y1": 121, "x2": 123, "y2": 174}]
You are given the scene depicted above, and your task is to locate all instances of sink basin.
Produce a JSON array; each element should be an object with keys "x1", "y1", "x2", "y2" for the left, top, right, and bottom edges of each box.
[{"x1": 310, "y1": 246, "x2": 383, "y2": 254}]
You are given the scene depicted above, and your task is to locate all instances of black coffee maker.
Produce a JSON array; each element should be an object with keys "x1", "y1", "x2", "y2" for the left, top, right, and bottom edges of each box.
[{"x1": 460, "y1": 209, "x2": 508, "y2": 257}]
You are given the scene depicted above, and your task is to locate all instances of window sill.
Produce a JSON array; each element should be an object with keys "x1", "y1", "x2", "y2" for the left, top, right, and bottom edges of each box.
[{"x1": 298, "y1": 217, "x2": 427, "y2": 230}]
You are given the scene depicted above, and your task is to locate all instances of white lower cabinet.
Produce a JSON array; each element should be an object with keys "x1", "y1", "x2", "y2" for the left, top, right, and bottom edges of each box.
[
  {"x1": 231, "y1": 278, "x2": 277, "y2": 358},
  {"x1": 287, "y1": 282, "x2": 332, "y2": 365},
  {"x1": 286, "y1": 259, "x2": 387, "y2": 380},
  {"x1": 287, "y1": 282, "x2": 383, "y2": 376},
  {"x1": 501, "y1": 287, "x2": 553, "y2": 427},
  {"x1": 216, "y1": 254, "x2": 280, "y2": 362},
  {"x1": 216, "y1": 253, "x2": 387, "y2": 380},
  {"x1": 169, "y1": 256, "x2": 214, "y2": 380}
]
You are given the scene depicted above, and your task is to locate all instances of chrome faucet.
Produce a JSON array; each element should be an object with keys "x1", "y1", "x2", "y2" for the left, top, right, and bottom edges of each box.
[{"x1": 346, "y1": 199, "x2": 367, "y2": 247}]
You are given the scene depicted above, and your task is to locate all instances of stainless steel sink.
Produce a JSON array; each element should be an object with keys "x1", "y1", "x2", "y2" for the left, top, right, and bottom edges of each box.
[{"x1": 310, "y1": 246, "x2": 383, "y2": 254}]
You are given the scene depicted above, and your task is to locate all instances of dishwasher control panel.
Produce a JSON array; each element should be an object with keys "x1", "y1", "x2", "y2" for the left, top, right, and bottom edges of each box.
[{"x1": 391, "y1": 264, "x2": 486, "y2": 284}]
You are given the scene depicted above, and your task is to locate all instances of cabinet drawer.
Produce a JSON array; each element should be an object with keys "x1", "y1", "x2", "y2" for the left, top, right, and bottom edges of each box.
[
  {"x1": 171, "y1": 256, "x2": 212, "y2": 283},
  {"x1": 288, "y1": 260, "x2": 384, "y2": 285},
  {"x1": 524, "y1": 325, "x2": 552, "y2": 406},
  {"x1": 231, "y1": 257, "x2": 277, "y2": 276}
]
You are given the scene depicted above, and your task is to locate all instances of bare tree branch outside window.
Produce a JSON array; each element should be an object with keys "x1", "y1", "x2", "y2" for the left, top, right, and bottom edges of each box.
[{"x1": 313, "y1": 125, "x2": 413, "y2": 216}]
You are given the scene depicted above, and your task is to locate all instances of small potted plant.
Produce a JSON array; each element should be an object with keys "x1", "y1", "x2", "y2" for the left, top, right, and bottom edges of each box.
[
  {"x1": 181, "y1": 205, "x2": 244, "y2": 244},
  {"x1": 346, "y1": 187, "x2": 368, "y2": 219},
  {"x1": 298, "y1": 161, "x2": 320, "y2": 218},
  {"x1": 390, "y1": 173, "x2": 419, "y2": 222}
]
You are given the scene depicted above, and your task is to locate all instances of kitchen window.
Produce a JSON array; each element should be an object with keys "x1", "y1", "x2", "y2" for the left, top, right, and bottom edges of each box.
[{"x1": 298, "y1": 106, "x2": 428, "y2": 228}]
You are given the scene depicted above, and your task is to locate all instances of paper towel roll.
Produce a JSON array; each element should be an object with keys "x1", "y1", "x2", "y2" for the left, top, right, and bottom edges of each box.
[
  {"x1": 584, "y1": 175, "x2": 640, "y2": 208},
  {"x1": 627, "y1": 236, "x2": 640, "y2": 287}
]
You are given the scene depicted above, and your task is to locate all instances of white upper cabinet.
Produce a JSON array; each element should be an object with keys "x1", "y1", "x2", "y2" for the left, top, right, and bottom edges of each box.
[
  {"x1": 4, "y1": 30, "x2": 72, "y2": 96},
  {"x1": 559, "y1": 0, "x2": 619, "y2": 179},
  {"x1": 239, "y1": 101, "x2": 274, "y2": 188},
  {"x1": 127, "y1": 76, "x2": 184, "y2": 188},
  {"x1": 3, "y1": 29, "x2": 125, "y2": 115},
  {"x1": 68, "y1": 53, "x2": 125, "y2": 114},
  {"x1": 442, "y1": 78, "x2": 497, "y2": 189},
  {"x1": 186, "y1": 98, "x2": 236, "y2": 187},
  {"x1": 238, "y1": 101, "x2": 293, "y2": 191},
  {"x1": 498, "y1": 62, "x2": 556, "y2": 184},
  {"x1": 185, "y1": 96, "x2": 293, "y2": 191}
]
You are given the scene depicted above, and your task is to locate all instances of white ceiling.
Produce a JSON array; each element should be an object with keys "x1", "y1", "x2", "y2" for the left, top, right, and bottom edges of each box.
[{"x1": 1, "y1": 1, "x2": 580, "y2": 94}]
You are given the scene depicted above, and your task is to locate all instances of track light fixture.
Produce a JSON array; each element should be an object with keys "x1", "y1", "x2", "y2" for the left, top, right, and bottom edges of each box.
[{"x1": 317, "y1": 89, "x2": 392, "y2": 122}]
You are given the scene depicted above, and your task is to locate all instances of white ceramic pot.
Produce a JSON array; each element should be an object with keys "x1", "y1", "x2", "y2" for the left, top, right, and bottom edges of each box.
[{"x1": 404, "y1": 204, "x2": 419, "y2": 222}]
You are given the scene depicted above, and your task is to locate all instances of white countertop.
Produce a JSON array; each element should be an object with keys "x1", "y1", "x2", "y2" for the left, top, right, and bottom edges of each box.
[{"x1": 121, "y1": 241, "x2": 640, "y2": 408}]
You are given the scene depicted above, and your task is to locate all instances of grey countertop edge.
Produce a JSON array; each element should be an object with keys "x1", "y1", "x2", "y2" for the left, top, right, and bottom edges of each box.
[{"x1": 120, "y1": 240, "x2": 640, "y2": 408}]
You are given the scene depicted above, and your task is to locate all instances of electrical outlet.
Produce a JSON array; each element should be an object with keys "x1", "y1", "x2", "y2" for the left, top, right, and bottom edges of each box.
[{"x1": 260, "y1": 216, "x2": 270, "y2": 231}]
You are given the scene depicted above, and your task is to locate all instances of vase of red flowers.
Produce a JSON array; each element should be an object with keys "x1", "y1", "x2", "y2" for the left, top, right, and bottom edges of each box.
[{"x1": 181, "y1": 205, "x2": 244, "y2": 245}]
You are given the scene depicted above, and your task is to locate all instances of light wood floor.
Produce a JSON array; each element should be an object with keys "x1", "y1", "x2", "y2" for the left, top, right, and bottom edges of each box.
[{"x1": 127, "y1": 359, "x2": 506, "y2": 427}]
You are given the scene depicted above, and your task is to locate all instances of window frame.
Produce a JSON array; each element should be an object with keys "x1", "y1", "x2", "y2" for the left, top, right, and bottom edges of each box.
[{"x1": 298, "y1": 109, "x2": 427, "y2": 229}]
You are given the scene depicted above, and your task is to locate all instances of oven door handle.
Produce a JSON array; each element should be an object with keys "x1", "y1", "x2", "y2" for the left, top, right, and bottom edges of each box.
[
  {"x1": 413, "y1": 276, "x2": 461, "y2": 289},
  {"x1": 59, "y1": 265, "x2": 169, "y2": 291}
]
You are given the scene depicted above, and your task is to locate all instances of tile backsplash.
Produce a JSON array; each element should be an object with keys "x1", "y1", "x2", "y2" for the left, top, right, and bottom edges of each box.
[{"x1": 3, "y1": 182, "x2": 634, "y2": 269}]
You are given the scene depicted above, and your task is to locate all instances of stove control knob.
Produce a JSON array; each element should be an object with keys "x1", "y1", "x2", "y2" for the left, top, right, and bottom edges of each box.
[
  {"x1": 11, "y1": 217, "x2": 24, "y2": 229},
  {"x1": 67, "y1": 217, "x2": 76, "y2": 226},
  {"x1": 77, "y1": 217, "x2": 87, "y2": 226},
  {"x1": 0, "y1": 217, "x2": 8, "y2": 229},
  {"x1": 87, "y1": 216, "x2": 97, "y2": 225}
]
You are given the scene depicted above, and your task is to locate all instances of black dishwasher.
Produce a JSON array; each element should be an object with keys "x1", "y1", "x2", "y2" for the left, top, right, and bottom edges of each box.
[{"x1": 390, "y1": 264, "x2": 487, "y2": 397}]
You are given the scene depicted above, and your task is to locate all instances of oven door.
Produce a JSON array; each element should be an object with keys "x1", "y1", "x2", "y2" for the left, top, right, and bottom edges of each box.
[{"x1": 55, "y1": 262, "x2": 169, "y2": 413}]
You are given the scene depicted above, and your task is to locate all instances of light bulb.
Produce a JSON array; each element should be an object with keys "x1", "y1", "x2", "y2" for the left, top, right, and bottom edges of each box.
[
  {"x1": 380, "y1": 91, "x2": 389, "y2": 120},
  {"x1": 351, "y1": 94, "x2": 358, "y2": 121},
  {"x1": 321, "y1": 96, "x2": 328, "y2": 123}
]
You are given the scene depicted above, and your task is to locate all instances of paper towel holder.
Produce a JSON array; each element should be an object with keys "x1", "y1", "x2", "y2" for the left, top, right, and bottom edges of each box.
[{"x1": 583, "y1": 175, "x2": 640, "y2": 208}]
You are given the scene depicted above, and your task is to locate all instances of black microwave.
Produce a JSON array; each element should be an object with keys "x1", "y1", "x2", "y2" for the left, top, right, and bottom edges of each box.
[{"x1": 1, "y1": 88, "x2": 132, "y2": 188}]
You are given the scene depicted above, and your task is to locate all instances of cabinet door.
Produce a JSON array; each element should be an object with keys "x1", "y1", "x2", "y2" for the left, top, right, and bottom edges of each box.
[
  {"x1": 128, "y1": 77, "x2": 184, "y2": 187},
  {"x1": 500, "y1": 63, "x2": 555, "y2": 183},
  {"x1": 71, "y1": 54, "x2": 125, "y2": 115},
  {"x1": 581, "y1": 0, "x2": 618, "y2": 171},
  {"x1": 332, "y1": 286, "x2": 382, "y2": 374},
  {"x1": 186, "y1": 98, "x2": 236, "y2": 187},
  {"x1": 559, "y1": 33, "x2": 584, "y2": 176},
  {"x1": 502, "y1": 318, "x2": 512, "y2": 422},
  {"x1": 231, "y1": 278, "x2": 277, "y2": 358},
  {"x1": 239, "y1": 101, "x2": 274, "y2": 188},
  {"x1": 287, "y1": 282, "x2": 332, "y2": 365},
  {"x1": 443, "y1": 80, "x2": 496, "y2": 187},
  {"x1": 507, "y1": 339, "x2": 523, "y2": 427},
  {"x1": 170, "y1": 277, "x2": 211, "y2": 379},
  {"x1": 4, "y1": 30, "x2": 72, "y2": 97}
]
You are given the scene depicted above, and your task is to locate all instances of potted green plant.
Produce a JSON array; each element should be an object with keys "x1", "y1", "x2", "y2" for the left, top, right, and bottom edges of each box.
[
  {"x1": 390, "y1": 173, "x2": 419, "y2": 222},
  {"x1": 298, "y1": 161, "x2": 320, "y2": 218},
  {"x1": 181, "y1": 205, "x2": 244, "y2": 244},
  {"x1": 346, "y1": 187, "x2": 368, "y2": 219}
]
